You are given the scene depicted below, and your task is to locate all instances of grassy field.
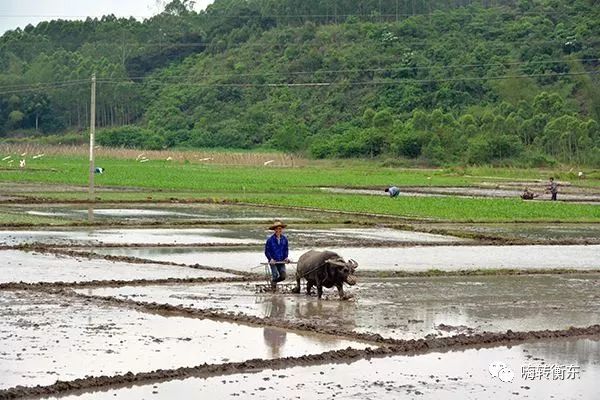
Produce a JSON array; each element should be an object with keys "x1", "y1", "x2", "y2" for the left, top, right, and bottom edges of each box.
[{"x1": 0, "y1": 150, "x2": 598, "y2": 223}]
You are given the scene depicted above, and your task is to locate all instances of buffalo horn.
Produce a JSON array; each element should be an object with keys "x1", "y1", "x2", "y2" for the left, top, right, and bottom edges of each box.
[{"x1": 328, "y1": 258, "x2": 347, "y2": 268}]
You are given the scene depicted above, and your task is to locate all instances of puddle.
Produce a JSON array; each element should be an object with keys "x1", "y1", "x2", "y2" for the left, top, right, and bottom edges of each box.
[
  {"x1": 0, "y1": 226, "x2": 462, "y2": 247},
  {"x1": 96, "y1": 245, "x2": 600, "y2": 272},
  {"x1": 0, "y1": 290, "x2": 369, "y2": 390},
  {"x1": 44, "y1": 338, "x2": 600, "y2": 399},
  {"x1": 0, "y1": 250, "x2": 235, "y2": 283},
  {"x1": 81, "y1": 274, "x2": 600, "y2": 340}
]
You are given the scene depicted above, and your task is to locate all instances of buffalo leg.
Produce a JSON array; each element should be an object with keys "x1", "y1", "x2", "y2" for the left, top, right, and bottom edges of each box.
[
  {"x1": 317, "y1": 283, "x2": 323, "y2": 299},
  {"x1": 336, "y1": 283, "x2": 345, "y2": 299},
  {"x1": 306, "y1": 281, "x2": 314, "y2": 296},
  {"x1": 292, "y1": 277, "x2": 301, "y2": 294}
]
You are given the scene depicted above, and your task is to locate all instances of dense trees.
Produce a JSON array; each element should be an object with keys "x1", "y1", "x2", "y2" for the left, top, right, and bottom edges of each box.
[{"x1": 0, "y1": 0, "x2": 598, "y2": 165}]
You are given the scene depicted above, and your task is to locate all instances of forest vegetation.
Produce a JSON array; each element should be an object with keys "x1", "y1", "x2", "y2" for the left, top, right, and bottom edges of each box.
[{"x1": 0, "y1": 0, "x2": 598, "y2": 166}]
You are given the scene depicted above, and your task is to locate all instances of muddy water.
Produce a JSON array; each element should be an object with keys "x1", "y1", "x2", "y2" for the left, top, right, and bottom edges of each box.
[
  {"x1": 0, "y1": 226, "x2": 462, "y2": 247},
  {"x1": 96, "y1": 244, "x2": 600, "y2": 272},
  {"x1": 45, "y1": 338, "x2": 600, "y2": 399},
  {"x1": 0, "y1": 290, "x2": 369, "y2": 390},
  {"x1": 0, "y1": 250, "x2": 236, "y2": 283},
  {"x1": 426, "y1": 222, "x2": 600, "y2": 243},
  {"x1": 0, "y1": 228, "x2": 262, "y2": 246},
  {"x1": 81, "y1": 274, "x2": 600, "y2": 340},
  {"x1": 0, "y1": 203, "x2": 319, "y2": 222}
]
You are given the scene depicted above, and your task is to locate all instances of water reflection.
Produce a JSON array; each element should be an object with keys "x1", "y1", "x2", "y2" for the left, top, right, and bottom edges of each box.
[{"x1": 262, "y1": 296, "x2": 287, "y2": 358}]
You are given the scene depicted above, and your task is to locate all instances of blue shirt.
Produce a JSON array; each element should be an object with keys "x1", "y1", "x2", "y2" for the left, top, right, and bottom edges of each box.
[{"x1": 265, "y1": 234, "x2": 288, "y2": 262}]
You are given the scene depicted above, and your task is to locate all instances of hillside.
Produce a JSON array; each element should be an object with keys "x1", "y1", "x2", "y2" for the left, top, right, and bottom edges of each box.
[{"x1": 0, "y1": 0, "x2": 598, "y2": 165}]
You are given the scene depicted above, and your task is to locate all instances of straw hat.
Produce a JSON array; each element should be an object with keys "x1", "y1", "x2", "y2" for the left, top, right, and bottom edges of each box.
[{"x1": 269, "y1": 220, "x2": 287, "y2": 230}]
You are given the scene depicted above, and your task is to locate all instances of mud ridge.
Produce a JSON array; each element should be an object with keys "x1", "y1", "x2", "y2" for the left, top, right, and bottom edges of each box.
[
  {"x1": 0, "y1": 276, "x2": 257, "y2": 290},
  {"x1": 357, "y1": 268, "x2": 600, "y2": 278},
  {"x1": 0, "y1": 219, "x2": 350, "y2": 229},
  {"x1": 1, "y1": 325, "x2": 599, "y2": 399},
  {"x1": 11, "y1": 245, "x2": 260, "y2": 278}
]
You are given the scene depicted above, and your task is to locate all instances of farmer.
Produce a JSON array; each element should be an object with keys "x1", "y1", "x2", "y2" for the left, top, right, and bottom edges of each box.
[
  {"x1": 520, "y1": 187, "x2": 537, "y2": 200},
  {"x1": 94, "y1": 167, "x2": 105, "y2": 174},
  {"x1": 547, "y1": 177, "x2": 558, "y2": 201},
  {"x1": 264, "y1": 220, "x2": 290, "y2": 291},
  {"x1": 385, "y1": 186, "x2": 400, "y2": 198}
]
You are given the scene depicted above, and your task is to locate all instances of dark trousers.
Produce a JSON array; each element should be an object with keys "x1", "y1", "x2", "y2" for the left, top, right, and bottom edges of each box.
[
  {"x1": 551, "y1": 192, "x2": 557, "y2": 201},
  {"x1": 270, "y1": 263, "x2": 287, "y2": 283}
]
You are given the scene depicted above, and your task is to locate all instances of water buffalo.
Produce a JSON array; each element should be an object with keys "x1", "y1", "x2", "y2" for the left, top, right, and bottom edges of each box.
[{"x1": 291, "y1": 250, "x2": 358, "y2": 299}]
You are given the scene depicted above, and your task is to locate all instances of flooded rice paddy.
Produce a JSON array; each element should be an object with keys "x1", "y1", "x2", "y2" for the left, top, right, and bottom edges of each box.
[
  {"x1": 421, "y1": 223, "x2": 600, "y2": 243},
  {"x1": 0, "y1": 290, "x2": 368, "y2": 390},
  {"x1": 322, "y1": 185, "x2": 600, "y2": 203},
  {"x1": 96, "y1": 244, "x2": 600, "y2": 272},
  {"x1": 0, "y1": 226, "x2": 463, "y2": 247},
  {"x1": 0, "y1": 203, "x2": 321, "y2": 223},
  {"x1": 0, "y1": 199, "x2": 598, "y2": 399},
  {"x1": 43, "y1": 339, "x2": 600, "y2": 400},
  {"x1": 80, "y1": 274, "x2": 600, "y2": 340},
  {"x1": 0, "y1": 250, "x2": 236, "y2": 283}
]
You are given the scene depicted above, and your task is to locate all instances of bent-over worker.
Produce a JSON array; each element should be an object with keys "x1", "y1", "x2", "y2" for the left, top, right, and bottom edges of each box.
[{"x1": 385, "y1": 186, "x2": 400, "y2": 198}]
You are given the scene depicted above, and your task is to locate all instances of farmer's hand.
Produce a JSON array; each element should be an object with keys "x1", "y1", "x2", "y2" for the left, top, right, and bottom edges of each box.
[
  {"x1": 270, "y1": 258, "x2": 276, "y2": 264},
  {"x1": 285, "y1": 258, "x2": 291, "y2": 263}
]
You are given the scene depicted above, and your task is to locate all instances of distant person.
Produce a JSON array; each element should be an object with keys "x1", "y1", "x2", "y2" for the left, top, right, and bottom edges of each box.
[
  {"x1": 385, "y1": 186, "x2": 400, "y2": 198},
  {"x1": 94, "y1": 167, "x2": 105, "y2": 174},
  {"x1": 19, "y1": 159, "x2": 25, "y2": 168},
  {"x1": 520, "y1": 187, "x2": 538, "y2": 200},
  {"x1": 264, "y1": 220, "x2": 290, "y2": 291},
  {"x1": 546, "y1": 177, "x2": 558, "y2": 201}
]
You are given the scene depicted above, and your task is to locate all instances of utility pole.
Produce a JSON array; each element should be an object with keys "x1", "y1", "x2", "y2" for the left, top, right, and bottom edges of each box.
[{"x1": 88, "y1": 73, "x2": 96, "y2": 221}]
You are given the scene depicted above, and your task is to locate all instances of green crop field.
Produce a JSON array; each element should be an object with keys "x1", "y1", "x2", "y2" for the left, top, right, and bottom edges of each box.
[{"x1": 0, "y1": 152, "x2": 598, "y2": 223}]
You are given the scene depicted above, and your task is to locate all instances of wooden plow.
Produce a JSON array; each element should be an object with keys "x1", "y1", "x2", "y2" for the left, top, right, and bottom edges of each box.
[{"x1": 254, "y1": 262, "x2": 299, "y2": 293}]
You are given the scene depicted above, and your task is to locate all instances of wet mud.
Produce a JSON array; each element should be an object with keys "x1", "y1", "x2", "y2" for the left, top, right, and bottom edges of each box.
[
  {"x1": 1, "y1": 191, "x2": 598, "y2": 399},
  {"x1": 94, "y1": 244, "x2": 600, "y2": 273},
  {"x1": 79, "y1": 274, "x2": 600, "y2": 340},
  {"x1": 418, "y1": 222, "x2": 600, "y2": 245},
  {"x1": 42, "y1": 338, "x2": 600, "y2": 400},
  {"x1": 1, "y1": 326, "x2": 598, "y2": 399},
  {"x1": 0, "y1": 290, "x2": 368, "y2": 393},
  {"x1": 4, "y1": 246, "x2": 260, "y2": 278},
  {"x1": 0, "y1": 228, "x2": 261, "y2": 247},
  {"x1": 0, "y1": 250, "x2": 240, "y2": 284},
  {"x1": 0, "y1": 226, "x2": 464, "y2": 248},
  {"x1": 322, "y1": 184, "x2": 600, "y2": 203}
]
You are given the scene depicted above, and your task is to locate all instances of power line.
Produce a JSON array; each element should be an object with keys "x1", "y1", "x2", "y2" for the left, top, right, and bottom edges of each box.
[
  {"x1": 0, "y1": 68, "x2": 596, "y2": 95},
  {"x1": 2, "y1": 58, "x2": 593, "y2": 91},
  {"x1": 111, "y1": 38, "x2": 596, "y2": 49},
  {"x1": 2, "y1": 37, "x2": 594, "y2": 50},
  {"x1": 97, "y1": 71, "x2": 599, "y2": 89},
  {"x1": 121, "y1": 58, "x2": 599, "y2": 82},
  {"x1": 0, "y1": 79, "x2": 90, "y2": 90},
  {"x1": 0, "y1": 8, "x2": 587, "y2": 19},
  {"x1": 0, "y1": 80, "x2": 88, "y2": 95}
]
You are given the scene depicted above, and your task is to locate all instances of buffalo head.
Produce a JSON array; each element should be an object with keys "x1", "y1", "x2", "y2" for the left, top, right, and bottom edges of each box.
[{"x1": 327, "y1": 257, "x2": 358, "y2": 286}]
